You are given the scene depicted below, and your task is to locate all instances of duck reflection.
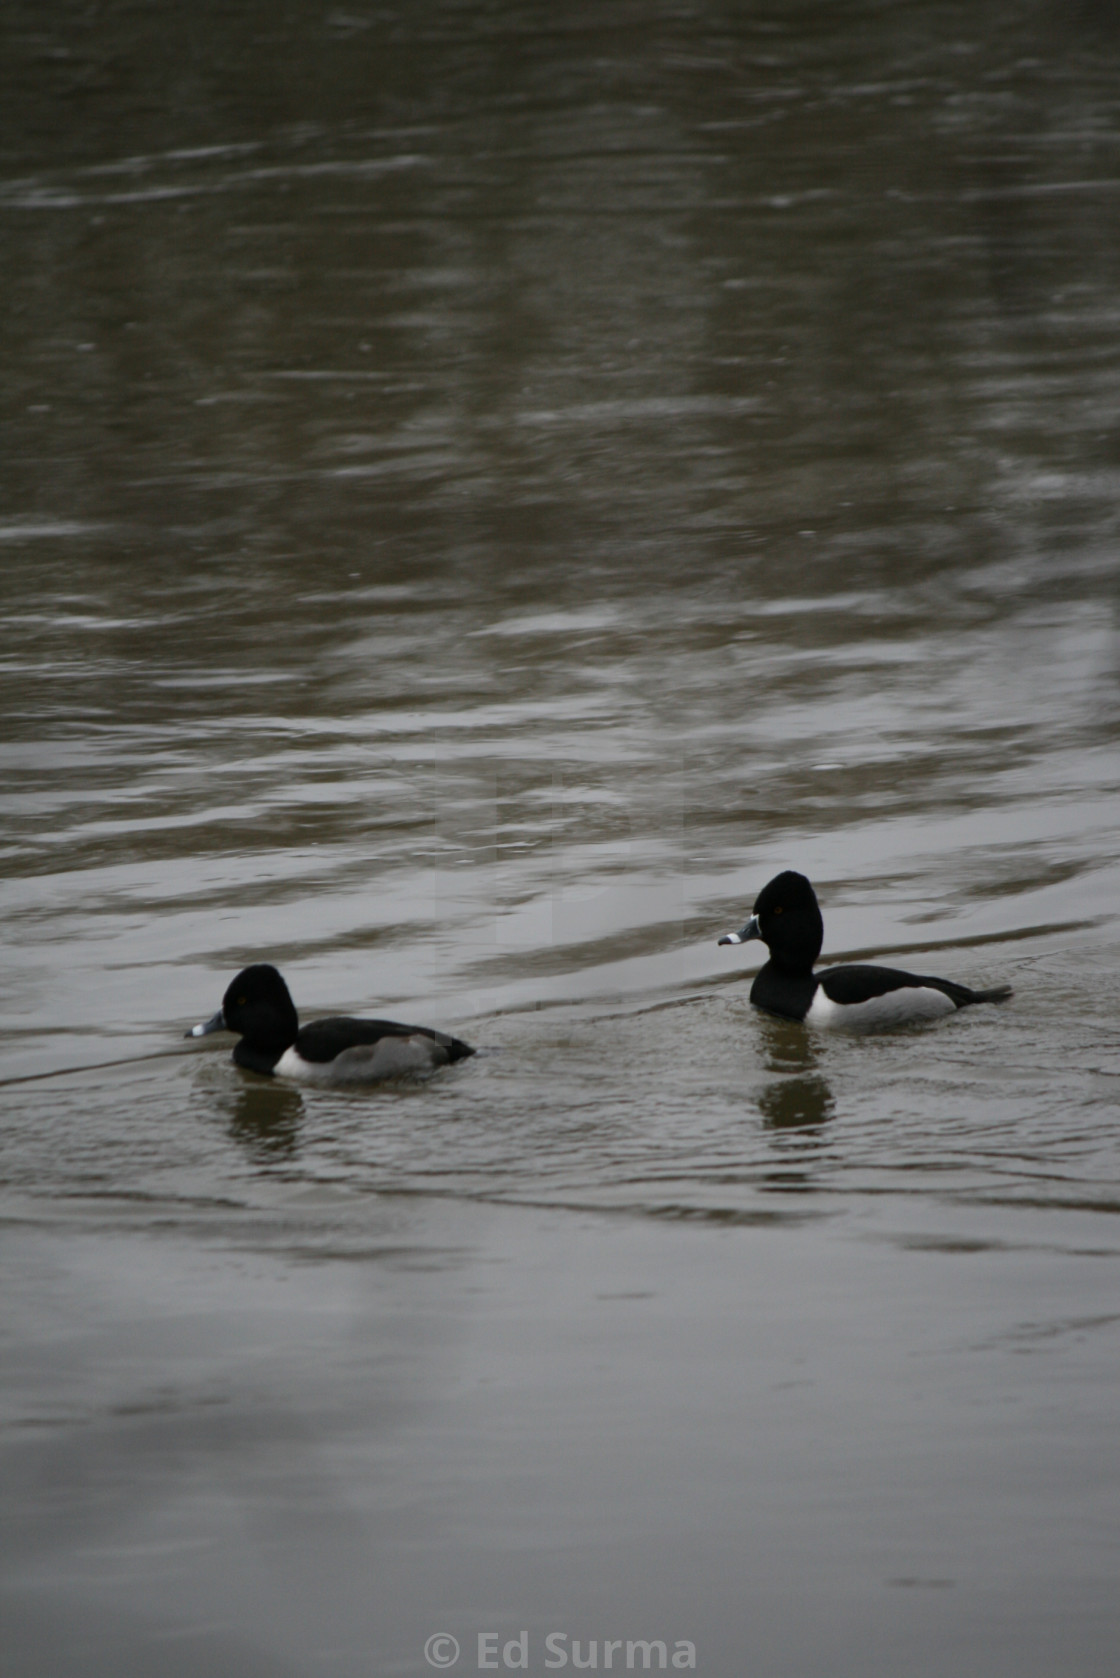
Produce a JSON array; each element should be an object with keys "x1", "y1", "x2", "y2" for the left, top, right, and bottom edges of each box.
[
  {"x1": 756, "y1": 1073, "x2": 834, "y2": 1129},
  {"x1": 755, "y1": 1014, "x2": 835, "y2": 1129},
  {"x1": 224, "y1": 1078, "x2": 305, "y2": 1160}
]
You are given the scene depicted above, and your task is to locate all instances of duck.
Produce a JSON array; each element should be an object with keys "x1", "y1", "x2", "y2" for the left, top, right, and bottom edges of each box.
[
  {"x1": 718, "y1": 871, "x2": 1012, "y2": 1029},
  {"x1": 187, "y1": 964, "x2": 475, "y2": 1082}
]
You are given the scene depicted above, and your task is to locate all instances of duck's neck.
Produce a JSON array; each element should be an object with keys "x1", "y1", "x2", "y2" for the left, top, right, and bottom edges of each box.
[{"x1": 233, "y1": 1040, "x2": 285, "y2": 1075}]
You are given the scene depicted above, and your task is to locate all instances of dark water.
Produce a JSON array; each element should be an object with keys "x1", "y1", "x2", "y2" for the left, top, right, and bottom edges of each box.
[{"x1": 3, "y1": 4, "x2": 1120, "y2": 1675}]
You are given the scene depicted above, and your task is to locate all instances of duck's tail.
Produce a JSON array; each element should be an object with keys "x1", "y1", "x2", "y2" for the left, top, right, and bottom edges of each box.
[{"x1": 962, "y1": 982, "x2": 1013, "y2": 1006}]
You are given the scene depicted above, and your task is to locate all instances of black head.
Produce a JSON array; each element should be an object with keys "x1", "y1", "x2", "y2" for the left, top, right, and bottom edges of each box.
[
  {"x1": 220, "y1": 964, "x2": 300, "y2": 1053},
  {"x1": 719, "y1": 871, "x2": 824, "y2": 974}
]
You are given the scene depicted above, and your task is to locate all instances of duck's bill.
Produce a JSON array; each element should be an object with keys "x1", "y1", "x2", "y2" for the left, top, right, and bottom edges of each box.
[
  {"x1": 718, "y1": 913, "x2": 761, "y2": 946},
  {"x1": 186, "y1": 1008, "x2": 226, "y2": 1039}
]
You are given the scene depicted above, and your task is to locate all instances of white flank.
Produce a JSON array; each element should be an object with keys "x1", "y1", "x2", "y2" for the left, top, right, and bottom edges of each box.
[
  {"x1": 806, "y1": 985, "x2": 957, "y2": 1032},
  {"x1": 275, "y1": 1036, "x2": 447, "y2": 1084}
]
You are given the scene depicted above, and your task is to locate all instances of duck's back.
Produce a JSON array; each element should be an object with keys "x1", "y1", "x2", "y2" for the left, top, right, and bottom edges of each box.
[{"x1": 298, "y1": 1015, "x2": 471, "y2": 1060}]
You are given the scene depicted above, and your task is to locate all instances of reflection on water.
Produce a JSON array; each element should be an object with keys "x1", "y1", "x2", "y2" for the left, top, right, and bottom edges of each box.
[
  {"x1": 223, "y1": 1077, "x2": 305, "y2": 1162},
  {"x1": 754, "y1": 1012, "x2": 835, "y2": 1129},
  {"x1": 756, "y1": 1073, "x2": 835, "y2": 1130},
  {"x1": 756, "y1": 1013, "x2": 818, "y2": 1078}
]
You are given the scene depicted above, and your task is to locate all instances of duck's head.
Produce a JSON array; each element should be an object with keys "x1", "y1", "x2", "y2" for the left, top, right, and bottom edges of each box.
[
  {"x1": 188, "y1": 963, "x2": 299, "y2": 1052},
  {"x1": 718, "y1": 871, "x2": 825, "y2": 973}
]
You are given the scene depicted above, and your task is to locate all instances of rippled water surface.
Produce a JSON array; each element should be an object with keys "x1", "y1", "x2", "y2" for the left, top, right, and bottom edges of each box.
[{"x1": 3, "y1": 3, "x2": 1120, "y2": 1675}]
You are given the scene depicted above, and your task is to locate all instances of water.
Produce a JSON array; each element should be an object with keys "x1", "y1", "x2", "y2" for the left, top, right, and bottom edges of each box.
[{"x1": 3, "y1": 3, "x2": 1120, "y2": 1674}]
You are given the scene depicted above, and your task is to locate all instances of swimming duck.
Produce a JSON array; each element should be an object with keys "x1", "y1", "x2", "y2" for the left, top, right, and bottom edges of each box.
[
  {"x1": 718, "y1": 871, "x2": 1012, "y2": 1029},
  {"x1": 187, "y1": 964, "x2": 475, "y2": 1082}
]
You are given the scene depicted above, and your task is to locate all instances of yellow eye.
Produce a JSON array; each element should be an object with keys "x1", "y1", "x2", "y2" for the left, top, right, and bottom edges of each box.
[
  {"x1": 237, "y1": 996, "x2": 247, "y2": 1006},
  {"x1": 773, "y1": 906, "x2": 783, "y2": 916}
]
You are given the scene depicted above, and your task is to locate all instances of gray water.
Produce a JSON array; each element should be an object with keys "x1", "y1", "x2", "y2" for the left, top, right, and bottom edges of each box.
[{"x1": 3, "y1": 3, "x2": 1120, "y2": 1675}]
